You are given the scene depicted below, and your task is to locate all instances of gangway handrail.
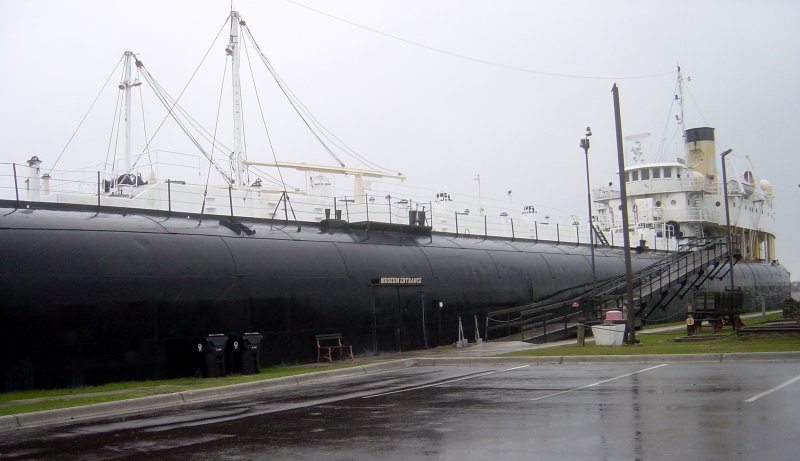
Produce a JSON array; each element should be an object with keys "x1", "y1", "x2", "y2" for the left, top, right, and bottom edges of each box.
[{"x1": 485, "y1": 236, "x2": 730, "y2": 341}]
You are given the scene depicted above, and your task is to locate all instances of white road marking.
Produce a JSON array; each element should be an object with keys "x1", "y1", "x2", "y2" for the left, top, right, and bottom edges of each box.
[
  {"x1": 529, "y1": 363, "x2": 670, "y2": 402},
  {"x1": 744, "y1": 374, "x2": 800, "y2": 403},
  {"x1": 362, "y1": 365, "x2": 531, "y2": 399}
]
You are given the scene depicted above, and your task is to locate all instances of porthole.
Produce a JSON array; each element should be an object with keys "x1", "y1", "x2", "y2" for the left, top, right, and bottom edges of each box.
[
  {"x1": 715, "y1": 201, "x2": 721, "y2": 207},
  {"x1": 670, "y1": 200, "x2": 677, "y2": 206}
]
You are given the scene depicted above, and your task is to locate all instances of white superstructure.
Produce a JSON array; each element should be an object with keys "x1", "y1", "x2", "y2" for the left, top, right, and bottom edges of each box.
[{"x1": 593, "y1": 126, "x2": 777, "y2": 261}]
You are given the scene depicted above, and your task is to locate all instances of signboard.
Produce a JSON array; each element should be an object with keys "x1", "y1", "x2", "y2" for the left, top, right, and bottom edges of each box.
[{"x1": 371, "y1": 276, "x2": 423, "y2": 286}]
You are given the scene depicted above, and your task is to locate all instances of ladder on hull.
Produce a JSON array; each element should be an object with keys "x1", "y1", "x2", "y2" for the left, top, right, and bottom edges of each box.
[{"x1": 592, "y1": 223, "x2": 610, "y2": 246}]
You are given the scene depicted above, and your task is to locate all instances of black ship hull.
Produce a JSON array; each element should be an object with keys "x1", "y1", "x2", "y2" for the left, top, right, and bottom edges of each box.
[{"x1": 0, "y1": 202, "x2": 790, "y2": 391}]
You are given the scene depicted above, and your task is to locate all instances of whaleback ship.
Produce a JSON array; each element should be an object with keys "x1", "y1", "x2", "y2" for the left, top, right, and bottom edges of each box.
[{"x1": 0, "y1": 12, "x2": 789, "y2": 391}]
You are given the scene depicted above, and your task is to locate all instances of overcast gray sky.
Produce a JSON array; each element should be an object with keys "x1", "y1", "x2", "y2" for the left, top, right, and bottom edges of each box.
[{"x1": 1, "y1": 0, "x2": 798, "y2": 278}]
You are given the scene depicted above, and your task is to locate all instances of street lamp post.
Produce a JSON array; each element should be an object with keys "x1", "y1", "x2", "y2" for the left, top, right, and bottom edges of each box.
[
  {"x1": 580, "y1": 127, "x2": 597, "y2": 295},
  {"x1": 720, "y1": 148, "x2": 735, "y2": 292}
]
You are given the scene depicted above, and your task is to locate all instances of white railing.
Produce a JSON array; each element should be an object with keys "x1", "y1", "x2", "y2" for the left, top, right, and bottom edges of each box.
[{"x1": 1, "y1": 161, "x2": 605, "y2": 246}]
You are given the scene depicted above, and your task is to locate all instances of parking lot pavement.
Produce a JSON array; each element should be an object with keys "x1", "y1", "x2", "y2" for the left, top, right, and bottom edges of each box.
[{"x1": 2, "y1": 360, "x2": 799, "y2": 460}]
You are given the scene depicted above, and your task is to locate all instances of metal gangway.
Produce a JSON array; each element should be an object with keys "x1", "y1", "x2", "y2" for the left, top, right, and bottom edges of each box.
[{"x1": 485, "y1": 237, "x2": 737, "y2": 343}]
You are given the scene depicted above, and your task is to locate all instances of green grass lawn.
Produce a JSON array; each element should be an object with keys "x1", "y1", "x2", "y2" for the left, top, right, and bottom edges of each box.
[
  {"x1": 500, "y1": 313, "x2": 799, "y2": 357},
  {"x1": 2, "y1": 312, "x2": 795, "y2": 417},
  {"x1": 0, "y1": 364, "x2": 358, "y2": 416},
  {"x1": 500, "y1": 331, "x2": 800, "y2": 357}
]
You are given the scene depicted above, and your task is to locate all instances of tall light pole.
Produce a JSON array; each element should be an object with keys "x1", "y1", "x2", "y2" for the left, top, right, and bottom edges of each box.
[
  {"x1": 580, "y1": 127, "x2": 597, "y2": 295},
  {"x1": 720, "y1": 148, "x2": 735, "y2": 292}
]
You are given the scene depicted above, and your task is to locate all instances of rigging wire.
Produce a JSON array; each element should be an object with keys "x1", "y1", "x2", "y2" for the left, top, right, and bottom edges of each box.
[
  {"x1": 243, "y1": 25, "x2": 395, "y2": 173},
  {"x1": 109, "y1": 60, "x2": 130, "y2": 174},
  {"x1": 655, "y1": 77, "x2": 680, "y2": 162},
  {"x1": 134, "y1": 16, "x2": 231, "y2": 167},
  {"x1": 684, "y1": 84, "x2": 709, "y2": 128},
  {"x1": 137, "y1": 66, "x2": 232, "y2": 183},
  {"x1": 138, "y1": 75, "x2": 233, "y2": 161},
  {"x1": 241, "y1": 25, "x2": 346, "y2": 168},
  {"x1": 136, "y1": 65, "x2": 153, "y2": 170},
  {"x1": 211, "y1": 55, "x2": 229, "y2": 182},
  {"x1": 103, "y1": 88, "x2": 123, "y2": 176},
  {"x1": 48, "y1": 54, "x2": 124, "y2": 174},
  {"x1": 243, "y1": 25, "x2": 402, "y2": 175},
  {"x1": 282, "y1": 0, "x2": 674, "y2": 81},
  {"x1": 242, "y1": 33, "x2": 289, "y2": 194},
  {"x1": 111, "y1": 88, "x2": 124, "y2": 175}
]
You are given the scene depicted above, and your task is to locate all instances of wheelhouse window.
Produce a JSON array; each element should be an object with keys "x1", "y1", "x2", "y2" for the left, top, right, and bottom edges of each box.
[
  {"x1": 631, "y1": 170, "x2": 639, "y2": 181},
  {"x1": 663, "y1": 167, "x2": 672, "y2": 178},
  {"x1": 641, "y1": 169, "x2": 650, "y2": 180},
  {"x1": 652, "y1": 168, "x2": 661, "y2": 179}
]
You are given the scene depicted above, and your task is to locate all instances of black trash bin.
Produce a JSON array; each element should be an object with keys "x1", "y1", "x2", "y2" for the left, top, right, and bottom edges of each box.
[
  {"x1": 227, "y1": 332, "x2": 263, "y2": 374},
  {"x1": 197, "y1": 334, "x2": 228, "y2": 377}
]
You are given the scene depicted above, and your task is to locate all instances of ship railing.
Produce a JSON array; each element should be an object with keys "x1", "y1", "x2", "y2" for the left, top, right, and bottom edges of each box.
[
  {"x1": 600, "y1": 223, "x2": 680, "y2": 252},
  {"x1": 2, "y1": 161, "x2": 596, "y2": 244},
  {"x1": 327, "y1": 193, "x2": 595, "y2": 244}
]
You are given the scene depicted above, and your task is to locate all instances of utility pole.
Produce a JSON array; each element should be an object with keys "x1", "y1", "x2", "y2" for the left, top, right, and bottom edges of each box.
[
  {"x1": 612, "y1": 84, "x2": 636, "y2": 345},
  {"x1": 720, "y1": 148, "x2": 735, "y2": 292}
]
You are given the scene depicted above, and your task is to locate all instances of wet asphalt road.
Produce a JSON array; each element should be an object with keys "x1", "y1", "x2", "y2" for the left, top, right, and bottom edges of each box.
[{"x1": 1, "y1": 361, "x2": 799, "y2": 460}]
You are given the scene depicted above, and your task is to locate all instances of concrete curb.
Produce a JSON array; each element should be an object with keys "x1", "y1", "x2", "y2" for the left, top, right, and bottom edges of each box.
[
  {"x1": 0, "y1": 393, "x2": 185, "y2": 430},
  {"x1": 414, "y1": 352, "x2": 800, "y2": 367},
  {"x1": 0, "y1": 359, "x2": 417, "y2": 430},
  {"x1": 3, "y1": 353, "x2": 798, "y2": 430},
  {"x1": 415, "y1": 356, "x2": 562, "y2": 367}
]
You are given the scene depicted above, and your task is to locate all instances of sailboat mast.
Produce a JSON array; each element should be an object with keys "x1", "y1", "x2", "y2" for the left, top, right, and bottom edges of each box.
[{"x1": 227, "y1": 10, "x2": 247, "y2": 188}]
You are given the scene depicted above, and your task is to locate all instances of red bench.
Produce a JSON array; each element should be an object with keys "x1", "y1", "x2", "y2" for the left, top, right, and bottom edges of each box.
[{"x1": 315, "y1": 333, "x2": 354, "y2": 363}]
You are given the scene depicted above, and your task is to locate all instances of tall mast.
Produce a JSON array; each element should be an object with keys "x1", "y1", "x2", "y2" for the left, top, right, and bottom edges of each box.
[
  {"x1": 676, "y1": 65, "x2": 687, "y2": 145},
  {"x1": 227, "y1": 10, "x2": 247, "y2": 188},
  {"x1": 120, "y1": 51, "x2": 136, "y2": 173}
]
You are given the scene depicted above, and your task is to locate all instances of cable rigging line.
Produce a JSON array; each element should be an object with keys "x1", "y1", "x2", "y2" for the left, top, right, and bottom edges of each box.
[
  {"x1": 137, "y1": 66, "x2": 232, "y2": 183},
  {"x1": 136, "y1": 65, "x2": 153, "y2": 170},
  {"x1": 211, "y1": 54, "x2": 229, "y2": 187},
  {"x1": 49, "y1": 54, "x2": 124, "y2": 174},
  {"x1": 242, "y1": 33, "x2": 289, "y2": 194},
  {"x1": 244, "y1": 25, "x2": 392, "y2": 172},
  {"x1": 199, "y1": 60, "x2": 230, "y2": 218},
  {"x1": 241, "y1": 24, "x2": 346, "y2": 168},
  {"x1": 243, "y1": 24, "x2": 399, "y2": 174},
  {"x1": 104, "y1": 88, "x2": 123, "y2": 176},
  {"x1": 655, "y1": 77, "x2": 680, "y2": 162},
  {"x1": 282, "y1": 0, "x2": 673, "y2": 81},
  {"x1": 134, "y1": 16, "x2": 231, "y2": 166}
]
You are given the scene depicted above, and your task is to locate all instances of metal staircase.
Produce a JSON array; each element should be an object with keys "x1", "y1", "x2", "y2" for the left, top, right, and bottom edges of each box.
[{"x1": 485, "y1": 236, "x2": 737, "y2": 343}]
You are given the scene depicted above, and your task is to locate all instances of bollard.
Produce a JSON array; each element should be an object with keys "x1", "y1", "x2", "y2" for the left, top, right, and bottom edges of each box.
[{"x1": 577, "y1": 322, "x2": 585, "y2": 346}]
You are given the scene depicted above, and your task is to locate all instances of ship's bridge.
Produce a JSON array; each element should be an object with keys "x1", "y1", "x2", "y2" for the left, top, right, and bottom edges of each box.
[{"x1": 594, "y1": 162, "x2": 719, "y2": 201}]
